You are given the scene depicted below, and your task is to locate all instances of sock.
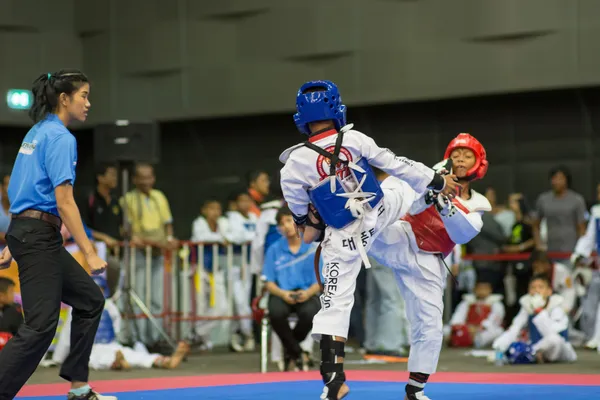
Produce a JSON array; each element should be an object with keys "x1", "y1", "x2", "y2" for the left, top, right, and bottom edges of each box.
[
  {"x1": 69, "y1": 384, "x2": 91, "y2": 397},
  {"x1": 406, "y1": 372, "x2": 429, "y2": 394}
]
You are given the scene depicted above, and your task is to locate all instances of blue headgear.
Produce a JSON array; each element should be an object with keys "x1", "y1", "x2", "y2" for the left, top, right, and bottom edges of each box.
[
  {"x1": 505, "y1": 342, "x2": 536, "y2": 365},
  {"x1": 293, "y1": 80, "x2": 347, "y2": 135}
]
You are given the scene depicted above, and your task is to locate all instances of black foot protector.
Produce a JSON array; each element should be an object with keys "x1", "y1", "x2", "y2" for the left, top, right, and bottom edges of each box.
[{"x1": 319, "y1": 335, "x2": 348, "y2": 400}]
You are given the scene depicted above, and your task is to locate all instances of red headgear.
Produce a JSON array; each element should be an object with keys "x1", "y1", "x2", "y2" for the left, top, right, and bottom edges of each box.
[{"x1": 443, "y1": 133, "x2": 488, "y2": 181}]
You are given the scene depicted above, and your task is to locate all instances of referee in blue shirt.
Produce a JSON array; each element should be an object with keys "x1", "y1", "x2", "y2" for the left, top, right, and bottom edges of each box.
[{"x1": 0, "y1": 70, "x2": 114, "y2": 400}]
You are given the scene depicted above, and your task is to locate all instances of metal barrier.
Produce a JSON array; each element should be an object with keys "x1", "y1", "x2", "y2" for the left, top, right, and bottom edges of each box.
[
  {"x1": 113, "y1": 241, "x2": 254, "y2": 345},
  {"x1": 75, "y1": 245, "x2": 593, "y2": 344},
  {"x1": 2, "y1": 239, "x2": 588, "y2": 353}
]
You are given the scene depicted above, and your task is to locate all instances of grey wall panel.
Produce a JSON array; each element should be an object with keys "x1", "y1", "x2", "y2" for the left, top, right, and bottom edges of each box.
[{"x1": 3, "y1": 0, "x2": 600, "y2": 124}]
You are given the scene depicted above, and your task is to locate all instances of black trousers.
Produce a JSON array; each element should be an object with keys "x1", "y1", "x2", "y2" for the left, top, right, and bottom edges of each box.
[
  {"x1": 0, "y1": 218, "x2": 105, "y2": 400},
  {"x1": 268, "y1": 294, "x2": 320, "y2": 359}
]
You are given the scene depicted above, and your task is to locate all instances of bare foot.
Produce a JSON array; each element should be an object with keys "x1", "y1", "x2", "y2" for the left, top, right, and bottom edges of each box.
[
  {"x1": 535, "y1": 352, "x2": 545, "y2": 364},
  {"x1": 110, "y1": 350, "x2": 131, "y2": 370},
  {"x1": 168, "y1": 341, "x2": 191, "y2": 369}
]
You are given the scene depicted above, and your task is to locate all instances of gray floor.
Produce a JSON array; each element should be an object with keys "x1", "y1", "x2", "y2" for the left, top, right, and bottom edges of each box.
[{"x1": 25, "y1": 347, "x2": 600, "y2": 386}]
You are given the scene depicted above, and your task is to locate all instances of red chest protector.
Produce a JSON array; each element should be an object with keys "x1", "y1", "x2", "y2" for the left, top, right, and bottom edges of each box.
[
  {"x1": 402, "y1": 199, "x2": 471, "y2": 257},
  {"x1": 466, "y1": 303, "x2": 492, "y2": 326},
  {"x1": 450, "y1": 303, "x2": 492, "y2": 348}
]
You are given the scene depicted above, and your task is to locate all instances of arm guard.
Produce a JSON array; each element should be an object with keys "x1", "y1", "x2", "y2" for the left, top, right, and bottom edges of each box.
[{"x1": 440, "y1": 207, "x2": 483, "y2": 245}]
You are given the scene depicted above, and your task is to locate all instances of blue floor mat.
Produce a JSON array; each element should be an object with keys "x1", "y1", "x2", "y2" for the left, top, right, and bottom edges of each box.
[{"x1": 28, "y1": 381, "x2": 600, "y2": 400}]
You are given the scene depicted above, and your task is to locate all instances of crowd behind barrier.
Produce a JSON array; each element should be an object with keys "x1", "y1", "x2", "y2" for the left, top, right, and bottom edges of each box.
[{"x1": 0, "y1": 238, "x2": 592, "y2": 347}]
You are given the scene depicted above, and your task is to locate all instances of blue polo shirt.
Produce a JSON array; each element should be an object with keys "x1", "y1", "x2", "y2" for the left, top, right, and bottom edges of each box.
[
  {"x1": 262, "y1": 237, "x2": 322, "y2": 291},
  {"x1": 8, "y1": 114, "x2": 77, "y2": 216}
]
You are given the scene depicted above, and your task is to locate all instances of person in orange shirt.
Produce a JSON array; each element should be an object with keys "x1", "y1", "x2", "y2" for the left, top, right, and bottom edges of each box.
[{"x1": 247, "y1": 170, "x2": 271, "y2": 217}]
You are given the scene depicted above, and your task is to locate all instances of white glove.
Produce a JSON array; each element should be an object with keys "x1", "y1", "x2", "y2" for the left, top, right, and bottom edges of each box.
[
  {"x1": 529, "y1": 293, "x2": 546, "y2": 313},
  {"x1": 435, "y1": 194, "x2": 456, "y2": 217}
]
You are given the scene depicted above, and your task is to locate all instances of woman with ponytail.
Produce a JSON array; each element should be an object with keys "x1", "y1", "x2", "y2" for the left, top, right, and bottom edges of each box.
[{"x1": 0, "y1": 70, "x2": 115, "y2": 400}]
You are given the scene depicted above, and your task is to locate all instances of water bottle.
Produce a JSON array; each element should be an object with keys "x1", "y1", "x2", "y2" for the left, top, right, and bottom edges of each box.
[{"x1": 494, "y1": 350, "x2": 505, "y2": 366}]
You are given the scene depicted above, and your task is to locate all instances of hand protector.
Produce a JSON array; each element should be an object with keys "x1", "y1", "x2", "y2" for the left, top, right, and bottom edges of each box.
[
  {"x1": 424, "y1": 190, "x2": 437, "y2": 205},
  {"x1": 529, "y1": 293, "x2": 546, "y2": 314},
  {"x1": 293, "y1": 213, "x2": 308, "y2": 227},
  {"x1": 434, "y1": 194, "x2": 457, "y2": 217},
  {"x1": 307, "y1": 204, "x2": 326, "y2": 231}
]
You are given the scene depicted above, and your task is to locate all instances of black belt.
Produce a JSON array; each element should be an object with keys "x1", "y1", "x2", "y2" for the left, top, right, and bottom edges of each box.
[{"x1": 12, "y1": 209, "x2": 62, "y2": 228}]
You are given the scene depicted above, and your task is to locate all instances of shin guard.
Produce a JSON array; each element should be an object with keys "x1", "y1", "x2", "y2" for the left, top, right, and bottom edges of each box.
[{"x1": 320, "y1": 335, "x2": 346, "y2": 399}]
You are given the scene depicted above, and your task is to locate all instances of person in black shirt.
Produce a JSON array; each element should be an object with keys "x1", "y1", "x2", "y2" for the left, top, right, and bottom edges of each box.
[
  {"x1": 78, "y1": 163, "x2": 123, "y2": 297},
  {"x1": 79, "y1": 163, "x2": 123, "y2": 248},
  {"x1": 0, "y1": 278, "x2": 23, "y2": 344},
  {"x1": 502, "y1": 193, "x2": 535, "y2": 323}
]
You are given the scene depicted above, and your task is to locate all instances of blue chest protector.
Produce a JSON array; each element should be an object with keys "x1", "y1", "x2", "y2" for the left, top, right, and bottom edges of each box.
[
  {"x1": 305, "y1": 130, "x2": 383, "y2": 230},
  {"x1": 527, "y1": 315, "x2": 568, "y2": 345},
  {"x1": 94, "y1": 307, "x2": 116, "y2": 344}
]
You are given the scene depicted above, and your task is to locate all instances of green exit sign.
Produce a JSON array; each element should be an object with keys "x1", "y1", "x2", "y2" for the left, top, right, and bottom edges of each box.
[{"x1": 6, "y1": 89, "x2": 33, "y2": 110}]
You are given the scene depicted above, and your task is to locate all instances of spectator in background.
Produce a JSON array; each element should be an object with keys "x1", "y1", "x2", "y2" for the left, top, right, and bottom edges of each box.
[
  {"x1": 502, "y1": 193, "x2": 536, "y2": 321},
  {"x1": 447, "y1": 277, "x2": 504, "y2": 349},
  {"x1": 533, "y1": 166, "x2": 587, "y2": 255},
  {"x1": 226, "y1": 191, "x2": 238, "y2": 213},
  {"x1": 246, "y1": 170, "x2": 271, "y2": 217},
  {"x1": 485, "y1": 187, "x2": 515, "y2": 239},
  {"x1": 0, "y1": 173, "x2": 11, "y2": 244},
  {"x1": 226, "y1": 191, "x2": 257, "y2": 352},
  {"x1": 263, "y1": 206, "x2": 321, "y2": 372},
  {"x1": 493, "y1": 275, "x2": 577, "y2": 365},
  {"x1": 466, "y1": 211, "x2": 506, "y2": 294},
  {"x1": 189, "y1": 198, "x2": 229, "y2": 351},
  {"x1": 529, "y1": 250, "x2": 576, "y2": 314},
  {"x1": 121, "y1": 163, "x2": 177, "y2": 348},
  {"x1": 79, "y1": 163, "x2": 122, "y2": 248},
  {"x1": 0, "y1": 278, "x2": 23, "y2": 342},
  {"x1": 78, "y1": 164, "x2": 123, "y2": 296},
  {"x1": 364, "y1": 257, "x2": 408, "y2": 359},
  {"x1": 363, "y1": 168, "x2": 408, "y2": 358}
]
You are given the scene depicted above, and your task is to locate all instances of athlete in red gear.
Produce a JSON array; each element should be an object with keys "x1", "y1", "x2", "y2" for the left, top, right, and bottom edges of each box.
[{"x1": 369, "y1": 133, "x2": 491, "y2": 400}]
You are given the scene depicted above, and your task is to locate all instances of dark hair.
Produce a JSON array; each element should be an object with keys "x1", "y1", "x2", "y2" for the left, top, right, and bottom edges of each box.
[
  {"x1": 202, "y1": 198, "x2": 221, "y2": 208},
  {"x1": 275, "y1": 205, "x2": 293, "y2": 224},
  {"x1": 94, "y1": 163, "x2": 117, "y2": 183},
  {"x1": 247, "y1": 170, "x2": 269, "y2": 186},
  {"x1": 549, "y1": 165, "x2": 571, "y2": 188},
  {"x1": 530, "y1": 274, "x2": 552, "y2": 288},
  {"x1": 29, "y1": 69, "x2": 89, "y2": 123},
  {"x1": 0, "y1": 277, "x2": 15, "y2": 294}
]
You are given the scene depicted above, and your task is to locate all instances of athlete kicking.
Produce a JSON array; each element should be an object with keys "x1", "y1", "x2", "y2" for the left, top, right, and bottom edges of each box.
[{"x1": 279, "y1": 80, "x2": 460, "y2": 400}]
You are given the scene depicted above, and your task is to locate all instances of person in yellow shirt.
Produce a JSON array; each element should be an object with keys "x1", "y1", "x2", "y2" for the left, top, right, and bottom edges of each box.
[{"x1": 121, "y1": 163, "x2": 177, "y2": 347}]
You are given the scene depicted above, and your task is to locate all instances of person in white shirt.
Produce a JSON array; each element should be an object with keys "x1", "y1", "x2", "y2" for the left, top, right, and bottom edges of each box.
[
  {"x1": 530, "y1": 250, "x2": 576, "y2": 314},
  {"x1": 190, "y1": 199, "x2": 229, "y2": 350},
  {"x1": 493, "y1": 275, "x2": 576, "y2": 364},
  {"x1": 226, "y1": 191, "x2": 258, "y2": 352},
  {"x1": 447, "y1": 279, "x2": 504, "y2": 348}
]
